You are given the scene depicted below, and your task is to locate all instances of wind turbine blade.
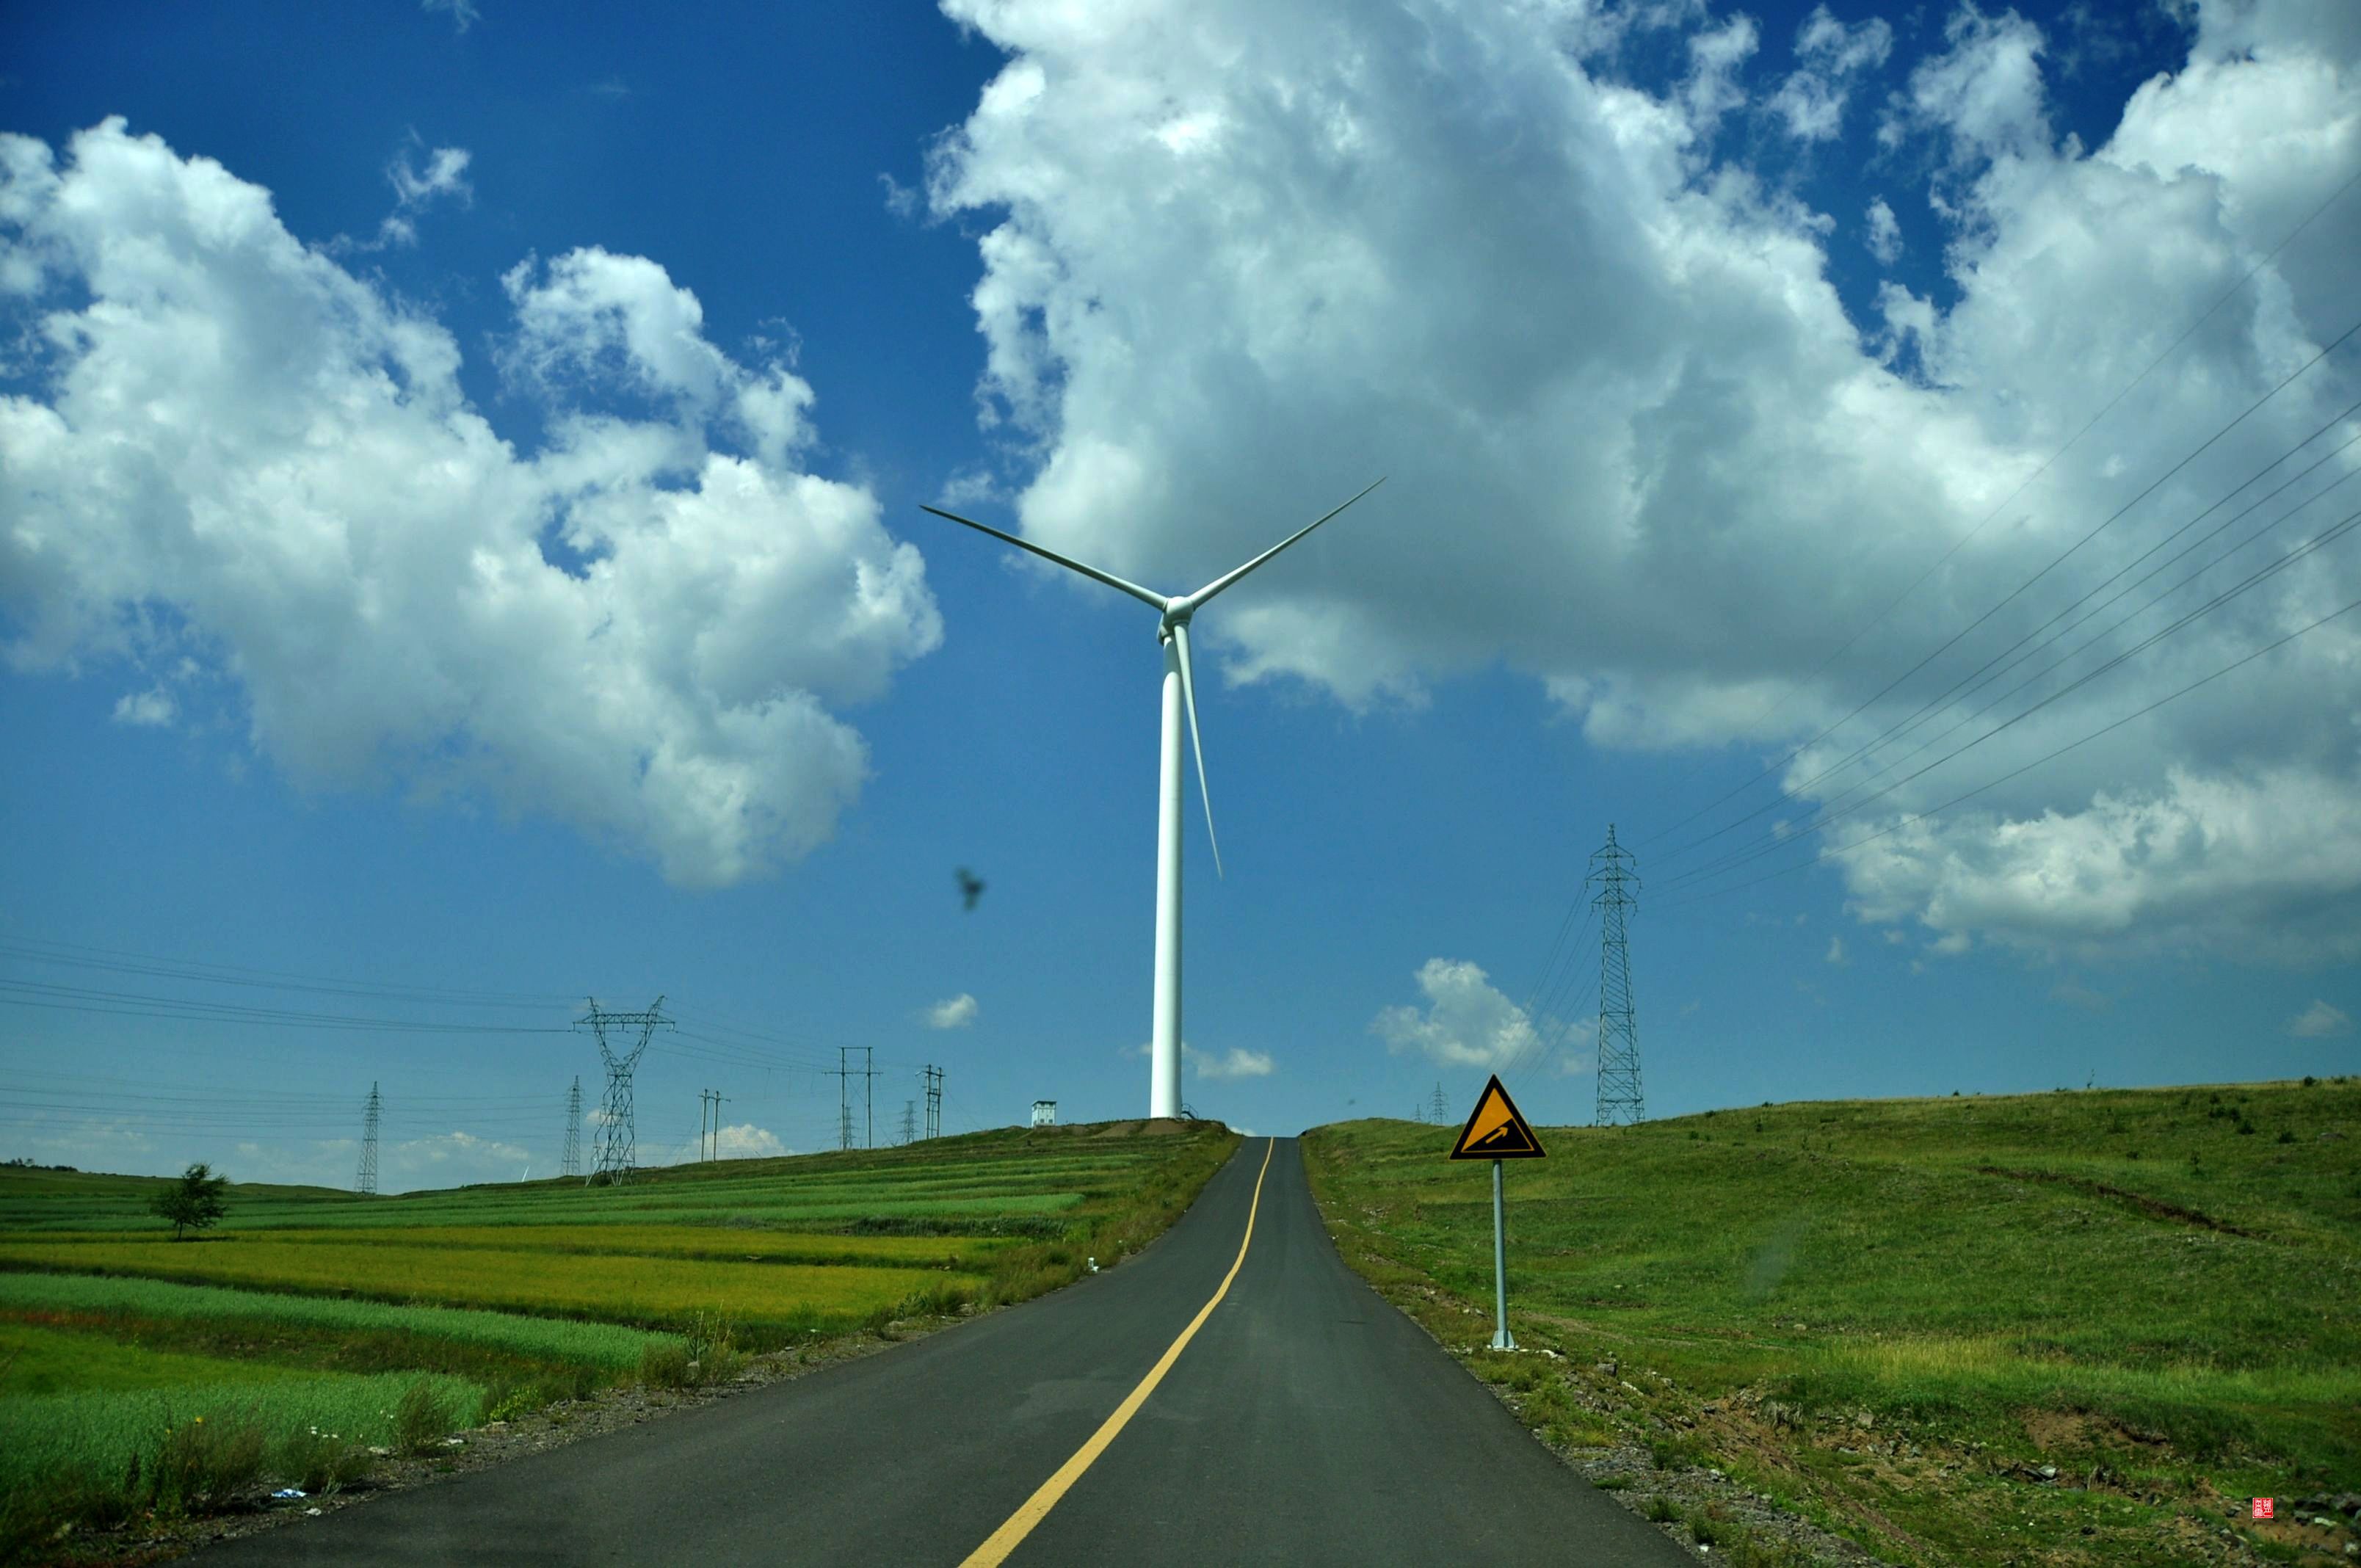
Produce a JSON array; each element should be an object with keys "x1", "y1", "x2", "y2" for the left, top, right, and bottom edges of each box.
[
  {"x1": 1170, "y1": 620, "x2": 1222, "y2": 879},
  {"x1": 919, "y1": 505, "x2": 1169, "y2": 611},
  {"x1": 1184, "y1": 476, "x2": 1385, "y2": 609}
]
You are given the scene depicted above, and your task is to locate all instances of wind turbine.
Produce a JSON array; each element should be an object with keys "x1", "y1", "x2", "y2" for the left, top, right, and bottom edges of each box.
[{"x1": 922, "y1": 478, "x2": 1384, "y2": 1119}]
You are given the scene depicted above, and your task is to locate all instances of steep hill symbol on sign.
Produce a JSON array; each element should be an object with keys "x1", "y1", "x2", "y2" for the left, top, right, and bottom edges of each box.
[{"x1": 1448, "y1": 1074, "x2": 1546, "y2": 1161}]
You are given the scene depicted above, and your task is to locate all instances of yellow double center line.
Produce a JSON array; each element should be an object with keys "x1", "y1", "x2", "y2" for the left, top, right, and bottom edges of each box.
[{"x1": 960, "y1": 1137, "x2": 1277, "y2": 1567}]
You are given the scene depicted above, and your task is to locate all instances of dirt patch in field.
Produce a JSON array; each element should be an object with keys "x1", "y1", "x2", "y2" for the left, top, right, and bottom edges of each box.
[
  {"x1": 2017, "y1": 1407, "x2": 2175, "y2": 1457},
  {"x1": 1971, "y1": 1165, "x2": 2257, "y2": 1238}
]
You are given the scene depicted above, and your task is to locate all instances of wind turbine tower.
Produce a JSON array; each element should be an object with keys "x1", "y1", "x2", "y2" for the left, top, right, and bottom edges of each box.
[{"x1": 924, "y1": 480, "x2": 1384, "y2": 1118}]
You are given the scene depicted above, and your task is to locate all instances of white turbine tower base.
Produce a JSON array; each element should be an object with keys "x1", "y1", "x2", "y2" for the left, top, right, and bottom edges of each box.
[{"x1": 924, "y1": 479, "x2": 1384, "y2": 1120}]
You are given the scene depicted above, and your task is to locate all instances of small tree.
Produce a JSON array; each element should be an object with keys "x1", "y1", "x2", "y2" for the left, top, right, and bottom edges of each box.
[{"x1": 150, "y1": 1163, "x2": 229, "y2": 1241}]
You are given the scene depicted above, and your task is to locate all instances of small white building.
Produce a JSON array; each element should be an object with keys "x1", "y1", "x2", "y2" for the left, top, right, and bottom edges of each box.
[{"x1": 1030, "y1": 1100, "x2": 1057, "y2": 1128}]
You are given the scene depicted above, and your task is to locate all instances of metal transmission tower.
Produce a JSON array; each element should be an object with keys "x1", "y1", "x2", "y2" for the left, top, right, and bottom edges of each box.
[
  {"x1": 579, "y1": 996, "x2": 670, "y2": 1185},
  {"x1": 923, "y1": 1065, "x2": 942, "y2": 1140},
  {"x1": 1588, "y1": 825, "x2": 1644, "y2": 1126},
  {"x1": 1429, "y1": 1082, "x2": 1448, "y2": 1125},
  {"x1": 355, "y1": 1082, "x2": 381, "y2": 1195},
  {"x1": 899, "y1": 1100, "x2": 917, "y2": 1145},
  {"x1": 561, "y1": 1077, "x2": 581, "y2": 1179}
]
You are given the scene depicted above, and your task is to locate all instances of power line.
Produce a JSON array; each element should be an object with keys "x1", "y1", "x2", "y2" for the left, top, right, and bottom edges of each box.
[
  {"x1": 1655, "y1": 397, "x2": 2361, "y2": 885},
  {"x1": 1738, "y1": 431, "x2": 2361, "y2": 857},
  {"x1": 1641, "y1": 164, "x2": 2361, "y2": 841},
  {"x1": 1661, "y1": 497, "x2": 2361, "y2": 902},
  {"x1": 1732, "y1": 467, "x2": 2361, "y2": 874},
  {"x1": 0, "y1": 934, "x2": 580, "y2": 1010},
  {"x1": 1658, "y1": 589, "x2": 2361, "y2": 910},
  {"x1": 0, "y1": 934, "x2": 875, "y2": 1078},
  {"x1": 1650, "y1": 313, "x2": 2361, "y2": 878}
]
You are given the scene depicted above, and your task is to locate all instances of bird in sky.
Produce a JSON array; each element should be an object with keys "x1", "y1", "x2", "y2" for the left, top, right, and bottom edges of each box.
[{"x1": 956, "y1": 868, "x2": 985, "y2": 911}]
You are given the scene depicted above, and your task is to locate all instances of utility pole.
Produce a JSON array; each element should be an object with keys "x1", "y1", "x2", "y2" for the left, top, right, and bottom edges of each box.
[
  {"x1": 863, "y1": 1047, "x2": 878, "y2": 1149},
  {"x1": 1589, "y1": 825, "x2": 1644, "y2": 1126},
  {"x1": 355, "y1": 1082, "x2": 380, "y2": 1195},
  {"x1": 697, "y1": 1089, "x2": 728, "y2": 1161},
  {"x1": 579, "y1": 996, "x2": 670, "y2": 1185},
  {"x1": 836, "y1": 1048, "x2": 854, "y2": 1151},
  {"x1": 561, "y1": 1075, "x2": 581, "y2": 1179},
  {"x1": 923, "y1": 1065, "x2": 942, "y2": 1140},
  {"x1": 899, "y1": 1099, "x2": 917, "y2": 1145}
]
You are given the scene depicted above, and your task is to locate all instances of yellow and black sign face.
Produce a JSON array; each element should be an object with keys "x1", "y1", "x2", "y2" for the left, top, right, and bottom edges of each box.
[{"x1": 1448, "y1": 1074, "x2": 1546, "y2": 1160}]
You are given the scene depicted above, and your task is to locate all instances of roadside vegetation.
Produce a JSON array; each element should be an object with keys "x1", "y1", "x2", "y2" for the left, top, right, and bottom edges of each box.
[
  {"x1": 1302, "y1": 1078, "x2": 2360, "y2": 1568},
  {"x1": 0, "y1": 1119, "x2": 1238, "y2": 1563}
]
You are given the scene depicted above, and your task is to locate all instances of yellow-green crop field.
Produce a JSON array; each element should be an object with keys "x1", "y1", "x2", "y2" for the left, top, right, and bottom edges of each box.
[
  {"x1": 29, "y1": 1224, "x2": 1018, "y2": 1268},
  {"x1": 0, "y1": 1120, "x2": 1241, "y2": 1562}
]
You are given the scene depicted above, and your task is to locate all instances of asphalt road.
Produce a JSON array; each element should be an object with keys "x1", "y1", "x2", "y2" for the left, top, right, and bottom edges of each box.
[{"x1": 200, "y1": 1138, "x2": 1692, "y2": 1567}]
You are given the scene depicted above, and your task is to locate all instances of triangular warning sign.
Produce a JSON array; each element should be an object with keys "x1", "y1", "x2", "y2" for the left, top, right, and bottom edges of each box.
[{"x1": 1448, "y1": 1074, "x2": 1546, "y2": 1160}]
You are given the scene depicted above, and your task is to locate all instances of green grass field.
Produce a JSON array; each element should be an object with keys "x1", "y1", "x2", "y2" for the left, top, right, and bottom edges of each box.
[
  {"x1": 0, "y1": 1235, "x2": 985, "y2": 1332},
  {"x1": 0, "y1": 1119, "x2": 1239, "y2": 1561},
  {"x1": 1303, "y1": 1078, "x2": 2361, "y2": 1568}
]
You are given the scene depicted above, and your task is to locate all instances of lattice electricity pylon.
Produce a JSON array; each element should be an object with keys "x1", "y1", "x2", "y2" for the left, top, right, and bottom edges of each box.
[
  {"x1": 1588, "y1": 825, "x2": 1644, "y2": 1126},
  {"x1": 561, "y1": 1075, "x2": 581, "y2": 1179},
  {"x1": 579, "y1": 997, "x2": 670, "y2": 1186},
  {"x1": 355, "y1": 1082, "x2": 381, "y2": 1195}
]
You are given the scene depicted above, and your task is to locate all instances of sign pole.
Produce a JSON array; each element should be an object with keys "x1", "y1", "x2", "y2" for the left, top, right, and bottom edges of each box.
[
  {"x1": 1448, "y1": 1071, "x2": 1541, "y2": 1352},
  {"x1": 1490, "y1": 1157, "x2": 1515, "y2": 1350}
]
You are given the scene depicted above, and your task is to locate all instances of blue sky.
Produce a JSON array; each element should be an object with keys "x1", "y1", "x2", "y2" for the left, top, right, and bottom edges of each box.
[{"x1": 4, "y1": 0, "x2": 2357, "y2": 1190}]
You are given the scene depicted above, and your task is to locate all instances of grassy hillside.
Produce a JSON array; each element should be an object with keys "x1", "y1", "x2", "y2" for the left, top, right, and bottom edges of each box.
[
  {"x1": 1, "y1": 1119, "x2": 1239, "y2": 1561},
  {"x1": 1302, "y1": 1079, "x2": 2360, "y2": 1568}
]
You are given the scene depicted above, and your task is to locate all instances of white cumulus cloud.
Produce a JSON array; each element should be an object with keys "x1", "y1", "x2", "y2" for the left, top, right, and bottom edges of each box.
[
  {"x1": 0, "y1": 119, "x2": 943, "y2": 888},
  {"x1": 1189, "y1": 1045, "x2": 1274, "y2": 1079},
  {"x1": 1372, "y1": 958, "x2": 1542, "y2": 1069},
  {"x1": 422, "y1": 0, "x2": 479, "y2": 34},
  {"x1": 1865, "y1": 195, "x2": 1903, "y2": 264},
  {"x1": 925, "y1": 0, "x2": 2361, "y2": 964},
  {"x1": 363, "y1": 142, "x2": 472, "y2": 250},
  {"x1": 1768, "y1": 4, "x2": 1895, "y2": 142},
  {"x1": 662, "y1": 1122, "x2": 789, "y2": 1164},
  {"x1": 2288, "y1": 998, "x2": 2352, "y2": 1037},
  {"x1": 111, "y1": 689, "x2": 174, "y2": 727},
  {"x1": 926, "y1": 992, "x2": 979, "y2": 1029},
  {"x1": 1127, "y1": 1040, "x2": 1278, "y2": 1078}
]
